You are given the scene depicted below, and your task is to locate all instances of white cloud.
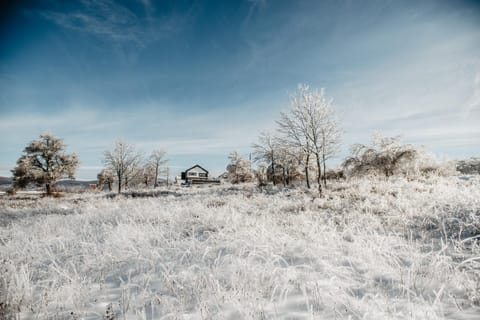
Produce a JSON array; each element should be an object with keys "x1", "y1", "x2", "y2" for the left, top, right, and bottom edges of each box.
[{"x1": 42, "y1": 0, "x2": 143, "y2": 43}]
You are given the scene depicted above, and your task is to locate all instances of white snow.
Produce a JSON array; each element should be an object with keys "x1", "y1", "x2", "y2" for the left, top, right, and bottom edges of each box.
[{"x1": 1, "y1": 176, "x2": 479, "y2": 319}]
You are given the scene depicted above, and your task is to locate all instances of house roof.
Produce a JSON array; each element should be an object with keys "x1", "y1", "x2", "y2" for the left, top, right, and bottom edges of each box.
[
  {"x1": 184, "y1": 164, "x2": 209, "y2": 174},
  {"x1": 217, "y1": 172, "x2": 228, "y2": 179}
]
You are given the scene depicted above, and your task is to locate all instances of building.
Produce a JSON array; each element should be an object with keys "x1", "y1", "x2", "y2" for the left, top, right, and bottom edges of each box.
[
  {"x1": 217, "y1": 172, "x2": 229, "y2": 181},
  {"x1": 181, "y1": 164, "x2": 209, "y2": 183}
]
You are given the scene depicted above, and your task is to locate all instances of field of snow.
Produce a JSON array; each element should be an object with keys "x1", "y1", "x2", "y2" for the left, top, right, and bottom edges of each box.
[{"x1": 1, "y1": 176, "x2": 480, "y2": 319}]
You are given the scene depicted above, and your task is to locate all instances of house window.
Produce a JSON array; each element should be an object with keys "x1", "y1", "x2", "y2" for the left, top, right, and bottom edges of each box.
[
  {"x1": 188, "y1": 172, "x2": 197, "y2": 176},
  {"x1": 199, "y1": 173, "x2": 207, "y2": 178}
]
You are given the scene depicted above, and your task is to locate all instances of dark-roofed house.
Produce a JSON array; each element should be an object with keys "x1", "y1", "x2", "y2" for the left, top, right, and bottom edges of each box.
[{"x1": 181, "y1": 164, "x2": 209, "y2": 183}]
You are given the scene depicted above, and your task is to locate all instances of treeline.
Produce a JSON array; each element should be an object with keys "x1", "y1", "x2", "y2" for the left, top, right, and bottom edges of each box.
[
  {"x1": 225, "y1": 84, "x2": 462, "y2": 193},
  {"x1": 100, "y1": 141, "x2": 168, "y2": 194},
  {"x1": 10, "y1": 134, "x2": 168, "y2": 195},
  {"x1": 226, "y1": 84, "x2": 340, "y2": 195},
  {"x1": 8, "y1": 85, "x2": 476, "y2": 196}
]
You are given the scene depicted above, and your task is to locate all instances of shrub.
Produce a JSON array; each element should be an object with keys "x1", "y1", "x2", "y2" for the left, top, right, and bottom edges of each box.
[{"x1": 342, "y1": 134, "x2": 417, "y2": 177}]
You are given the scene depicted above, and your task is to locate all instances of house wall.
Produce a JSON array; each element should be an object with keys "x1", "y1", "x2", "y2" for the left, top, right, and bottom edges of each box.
[{"x1": 185, "y1": 166, "x2": 208, "y2": 180}]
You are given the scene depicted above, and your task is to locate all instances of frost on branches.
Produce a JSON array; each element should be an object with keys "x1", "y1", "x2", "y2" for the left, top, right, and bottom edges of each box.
[
  {"x1": 277, "y1": 84, "x2": 341, "y2": 193},
  {"x1": 11, "y1": 133, "x2": 80, "y2": 195},
  {"x1": 342, "y1": 133, "x2": 418, "y2": 177},
  {"x1": 97, "y1": 169, "x2": 114, "y2": 192},
  {"x1": 226, "y1": 151, "x2": 254, "y2": 184},
  {"x1": 103, "y1": 140, "x2": 143, "y2": 194},
  {"x1": 148, "y1": 149, "x2": 168, "y2": 188}
]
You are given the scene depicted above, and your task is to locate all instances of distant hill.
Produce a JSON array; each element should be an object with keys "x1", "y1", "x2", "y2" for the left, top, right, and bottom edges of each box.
[
  {"x1": 56, "y1": 180, "x2": 97, "y2": 189},
  {"x1": 0, "y1": 177, "x2": 96, "y2": 190},
  {"x1": 56, "y1": 179, "x2": 96, "y2": 186},
  {"x1": 0, "y1": 176, "x2": 12, "y2": 185}
]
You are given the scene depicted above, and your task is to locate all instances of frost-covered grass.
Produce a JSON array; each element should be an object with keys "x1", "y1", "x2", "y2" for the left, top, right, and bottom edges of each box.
[{"x1": 1, "y1": 176, "x2": 479, "y2": 319}]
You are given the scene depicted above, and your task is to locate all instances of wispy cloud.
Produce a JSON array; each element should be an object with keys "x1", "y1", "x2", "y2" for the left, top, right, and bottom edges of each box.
[
  {"x1": 40, "y1": 0, "x2": 187, "y2": 46},
  {"x1": 3, "y1": 0, "x2": 479, "y2": 177},
  {"x1": 244, "y1": 0, "x2": 267, "y2": 26}
]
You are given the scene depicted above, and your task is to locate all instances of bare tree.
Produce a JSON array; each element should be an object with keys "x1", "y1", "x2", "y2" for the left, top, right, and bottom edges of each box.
[
  {"x1": 252, "y1": 132, "x2": 278, "y2": 185},
  {"x1": 254, "y1": 165, "x2": 268, "y2": 187},
  {"x1": 277, "y1": 84, "x2": 341, "y2": 194},
  {"x1": 275, "y1": 145, "x2": 302, "y2": 186},
  {"x1": 320, "y1": 116, "x2": 342, "y2": 187},
  {"x1": 165, "y1": 166, "x2": 170, "y2": 186},
  {"x1": 141, "y1": 164, "x2": 155, "y2": 188},
  {"x1": 103, "y1": 140, "x2": 143, "y2": 193},
  {"x1": 12, "y1": 133, "x2": 80, "y2": 195},
  {"x1": 226, "y1": 151, "x2": 254, "y2": 184},
  {"x1": 148, "y1": 149, "x2": 168, "y2": 188},
  {"x1": 124, "y1": 164, "x2": 157, "y2": 189},
  {"x1": 277, "y1": 108, "x2": 312, "y2": 189}
]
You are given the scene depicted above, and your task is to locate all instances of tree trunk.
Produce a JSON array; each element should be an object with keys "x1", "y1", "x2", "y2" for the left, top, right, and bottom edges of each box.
[
  {"x1": 271, "y1": 154, "x2": 276, "y2": 185},
  {"x1": 305, "y1": 154, "x2": 311, "y2": 189},
  {"x1": 154, "y1": 166, "x2": 159, "y2": 188},
  {"x1": 107, "y1": 182, "x2": 112, "y2": 192},
  {"x1": 282, "y1": 166, "x2": 286, "y2": 187},
  {"x1": 117, "y1": 176, "x2": 122, "y2": 194},
  {"x1": 385, "y1": 169, "x2": 392, "y2": 177},
  {"x1": 321, "y1": 134, "x2": 327, "y2": 188},
  {"x1": 46, "y1": 183, "x2": 51, "y2": 195},
  {"x1": 322, "y1": 150, "x2": 327, "y2": 188},
  {"x1": 315, "y1": 153, "x2": 322, "y2": 195}
]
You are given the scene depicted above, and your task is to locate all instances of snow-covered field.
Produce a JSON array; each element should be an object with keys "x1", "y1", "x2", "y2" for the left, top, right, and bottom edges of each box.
[{"x1": 1, "y1": 176, "x2": 480, "y2": 319}]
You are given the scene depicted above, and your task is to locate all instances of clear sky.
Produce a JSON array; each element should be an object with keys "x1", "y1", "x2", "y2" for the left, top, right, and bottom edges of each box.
[{"x1": 1, "y1": 0, "x2": 479, "y2": 180}]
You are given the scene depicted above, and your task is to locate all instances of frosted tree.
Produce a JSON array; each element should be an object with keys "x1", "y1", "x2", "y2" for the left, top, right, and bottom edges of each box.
[
  {"x1": 319, "y1": 115, "x2": 342, "y2": 187},
  {"x1": 275, "y1": 145, "x2": 302, "y2": 186},
  {"x1": 140, "y1": 164, "x2": 156, "y2": 188},
  {"x1": 252, "y1": 132, "x2": 279, "y2": 185},
  {"x1": 253, "y1": 132, "x2": 301, "y2": 186},
  {"x1": 343, "y1": 133, "x2": 417, "y2": 177},
  {"x1": 277, "y1": 107, "x2": 312, "y2": 189},
  {"x1": 277, "y1": 84, "x2": 341, "y2": 193},
  {"x1": 12, "y1": 133, "x2": 80, "y2": 195},
  {"x1": 165, "y1": 166, "x2": 171, "y2": 185},
  {"x1": 103, "y1": 140, "x2": 143, "y2": 193},
  {"x1": 148, "y1": 149, "x2": 168, "y2": 188},
  {"x1": 254, "y1": 165, "x2": 268, "y2": 186},
  {"x1": 226, "y1": 151, "x2": 254, "y2": 184},
  {"x1": 122, "y1": 165, "x2": 149, "y2": 189},
  {"x1": 97, "y1": 169, "x2": 114, "y2": 192}
]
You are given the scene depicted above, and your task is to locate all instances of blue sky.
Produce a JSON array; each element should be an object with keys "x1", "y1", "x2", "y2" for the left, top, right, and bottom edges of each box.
[{"x1": 1, "y1": 0, "x2": 479, "y2": 180}]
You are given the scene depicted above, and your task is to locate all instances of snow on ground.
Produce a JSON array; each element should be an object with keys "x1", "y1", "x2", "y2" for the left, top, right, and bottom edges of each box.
[{"x1": 1, "y1": 176, "x2": 479, "y2": 319}]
